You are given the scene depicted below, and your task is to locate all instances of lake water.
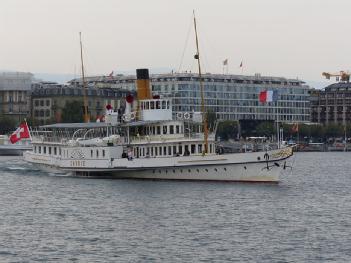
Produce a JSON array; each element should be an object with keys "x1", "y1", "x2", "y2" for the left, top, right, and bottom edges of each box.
[{"x1": 0, "y1": 152, "x2": 350, "y2": 262}]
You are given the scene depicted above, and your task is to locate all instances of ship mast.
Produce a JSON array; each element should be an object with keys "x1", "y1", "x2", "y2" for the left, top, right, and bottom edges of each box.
[
  {"x1": 79, "y1": 32, "x2": 89, "y2": 123},
  {"x1": 193, "y1": 11, "x2": 209, "y2": 154}
]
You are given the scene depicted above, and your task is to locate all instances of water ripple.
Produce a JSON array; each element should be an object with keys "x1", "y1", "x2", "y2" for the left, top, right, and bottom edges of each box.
[{"x1": 0, "y1": 153, "x2": 350, "y2": 262}]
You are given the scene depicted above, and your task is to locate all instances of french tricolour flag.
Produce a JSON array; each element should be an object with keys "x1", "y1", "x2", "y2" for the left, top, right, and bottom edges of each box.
[{"x1": 259, "y1": 90, "x2": 278, "y2": 103}]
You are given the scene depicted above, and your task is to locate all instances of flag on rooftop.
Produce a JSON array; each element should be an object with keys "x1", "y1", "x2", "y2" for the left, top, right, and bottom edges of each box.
[{"x1": 108, "y1": 71, "x2": 114, "y2": 79}]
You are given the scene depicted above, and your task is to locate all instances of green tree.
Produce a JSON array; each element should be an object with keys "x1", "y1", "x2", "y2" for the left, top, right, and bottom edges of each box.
[
  {"x1": 0, "y1": 115, "x2": 17, "y2": 134},
  {"x1": 216, "y1": 120, "x2": 238, "y2": 140},
  {"x1": 256, "y1": 121, "x2": 274, "y2": 137},
  {"x1": 309, "y1": 124, "x2": 324, "y2": 140},
  {"x1": 61, "y1": 100, "x2": 84, "y2": 123},
  {"x1": 207, "y1": 110, "x2": 217, "y2": 131},
  {"x1": 324, "y1": 123, "x2": 343, "y2": 138}
]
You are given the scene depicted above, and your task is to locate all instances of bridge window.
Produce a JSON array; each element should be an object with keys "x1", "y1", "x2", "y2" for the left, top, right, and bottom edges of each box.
[
  {"x1": 163, "y1": 126, "x2": 168, "y2": 134},
  {"x1": 96, "y1": 150, "x2": 99, "y2": 158},
  {"x1": 150, "y1": 101, "x2": 155, "y2": 109},
  {"x1": 191, "y1": 144, "x2": 195, "y2": 154},
  {"x1": 48, "y1": 147, "x2": 51, "y2": 155},
  {"x1": 91, "y1": 150, "x2": 93, "y2": 157},
  {"x1": 146, "y1": 101, "x2": 149, "y2": 109},
  {"x1": 102, "y1": 150, "x2": 105, "y2": 157},
  {"x1": 155, "y1": 147, "x2": 158, "y2": 156},
  {"x1": 168, "y1": 146, "x2": 172, "y2": 155},
  {"x1": 184, "y1": 145, "x2": 189, "y2": 156},
  {"x1": 54, "y1": 147, "x2": 57, "y2": 155},
  {"x1": 176, "y1": 125, "x2": 180, "y2": 134},
  {"x1": 178, "y1": 145, "x2": 182, "y2": 155},
  {"x1": 173, "y1": 146, "x2": 177, "y2": 155},
  {"x1": 163, "y1": 146, "x2": 167, "y2": 155},
  {"x1": 159, "y1": 146, "x2": 162, "y2": 156},
  {"x1": 157, "y1": 126, "x2": 161, "y2": 135},
  {"x1": 43, "y1": 147, "x2": 46, "y2": 154},
  {"x1": 198, "y1": 144, "x2": 203, "y2": 154},
  {"x1": 170, "y1": 125, "x2": 174, "y2": 134}
]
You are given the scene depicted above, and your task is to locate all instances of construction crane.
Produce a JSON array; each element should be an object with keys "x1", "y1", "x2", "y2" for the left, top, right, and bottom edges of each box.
[{"x1": 322, "y1": 71, "x2": 350, "y2": 82}]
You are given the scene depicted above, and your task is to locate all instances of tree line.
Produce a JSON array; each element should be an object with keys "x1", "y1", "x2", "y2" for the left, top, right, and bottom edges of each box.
[{"x1": 215, "y1": 120, "x2": 350, "y2": 142}]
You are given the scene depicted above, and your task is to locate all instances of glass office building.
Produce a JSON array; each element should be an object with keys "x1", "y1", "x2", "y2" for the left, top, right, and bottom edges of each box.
[{"x1": 73, "y1": 72, "x2": 312, "y2": 123}]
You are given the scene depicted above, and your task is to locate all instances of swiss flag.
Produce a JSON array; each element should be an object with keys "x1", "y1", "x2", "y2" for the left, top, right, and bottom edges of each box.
[{"x1": 10, "y1": 122, "x2": 30, "y2": 144}]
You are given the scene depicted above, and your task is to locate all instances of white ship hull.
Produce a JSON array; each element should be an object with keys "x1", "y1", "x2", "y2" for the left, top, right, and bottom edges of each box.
[{"x1": 24, "y1": 147, "x2": 293, "y2": 182}]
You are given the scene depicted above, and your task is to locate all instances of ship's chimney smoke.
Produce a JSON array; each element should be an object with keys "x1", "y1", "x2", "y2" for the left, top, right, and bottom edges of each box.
[{"x1": 136, "y1": 68, "x2": 152, "y2": 100}]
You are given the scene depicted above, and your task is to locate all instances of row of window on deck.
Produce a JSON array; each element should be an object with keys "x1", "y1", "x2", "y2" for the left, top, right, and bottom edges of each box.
[
  {"x1": 33, "y1": 143, "x2": 215, "y2": 159},
  {"x1": 140, "y1": 100, "x2": 171, "y2": 110},
  {"x1": 33, "y1": 145, "x2": 107, "y2": 159},
  {"x1": 133, "y1": 143, "x2": 214, "y2": 158},
  {"x1": 136, "y1": 124, "x2": 184, "y2": 136}
]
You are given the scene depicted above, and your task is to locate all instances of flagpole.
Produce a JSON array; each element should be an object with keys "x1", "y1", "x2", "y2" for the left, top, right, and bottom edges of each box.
[
  {"x1": 24, "y1": 118, "x2": 32, "y2": 141},
  {"x1": 276, "y1": 100, "x2": 279, "y2": 149}
]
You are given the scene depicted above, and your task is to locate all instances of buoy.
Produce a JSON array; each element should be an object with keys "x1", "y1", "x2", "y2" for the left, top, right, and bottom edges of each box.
[
  {"x1": 183, "y1": 112, "x2": 190, "y2": 119},
  {"x1": 176, "y1": 112, "x2": 183, "y2": 119}
]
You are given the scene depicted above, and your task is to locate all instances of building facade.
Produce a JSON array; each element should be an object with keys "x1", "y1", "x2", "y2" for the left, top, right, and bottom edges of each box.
[
  {"x1": 0, "y1": 72, "x2": 33, "y2": 122},
  {"x1": 77, "y1": 72, "x2": 311, "y2": 123},
  {"x1": 31, "y1": 82, "x2": 131, "y2": 125},
  {"x1": 310, "y1": 82, "x2": 351, "y2": 125}
]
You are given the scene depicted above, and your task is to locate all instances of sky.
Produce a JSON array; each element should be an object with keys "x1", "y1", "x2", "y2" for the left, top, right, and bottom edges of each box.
[{"x1": 1, "y1": 0, "x2": 350, "y2": 85}]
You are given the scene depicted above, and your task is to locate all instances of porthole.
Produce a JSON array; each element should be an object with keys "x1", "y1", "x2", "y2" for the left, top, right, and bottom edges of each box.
[
  {"x1": 196, "y1": 169, "x2": 199, "y2": 172},
  {"x1": 244, "y1": 166, "x2": 247, "y2": 170},
  {"x1": 214, "y1": 168, "x2": 218, "y2": 172},
  {"x1": 224, "y1": 167, "x2": 227, "y2": 171},
  {"x1": 205, "y1": 169, "x2": 208, "y2": 172},
  {"x1": 188, "y1": 169, "x2": 191, "y2": 173},
  {"x1": 257, "y1": 156, "x2": 261, "y2": 161}
]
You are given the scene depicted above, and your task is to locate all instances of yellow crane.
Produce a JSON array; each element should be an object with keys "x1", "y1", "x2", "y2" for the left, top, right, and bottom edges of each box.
[{"x1": 322, "y1": 71, "x2": 350, "y2": 82}]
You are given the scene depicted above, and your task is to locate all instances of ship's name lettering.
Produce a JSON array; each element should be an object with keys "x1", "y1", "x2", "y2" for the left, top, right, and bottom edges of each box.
[{"x1": 70, "y1": 160, "x2": 85, "y2": 167}]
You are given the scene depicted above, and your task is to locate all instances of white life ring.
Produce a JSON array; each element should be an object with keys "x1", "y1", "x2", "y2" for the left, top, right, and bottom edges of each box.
[
  {"x1": 122, "y1": 114, "x2": 130, "y2": 122},
  {"x1": 183, "y1": 112, "x2": 190, "y2": 120},
  {"x1": 176, "y1": 112, "x2": 183, "y2": 119},
  {"x1": 130, "y1": 111, "x2": 136, "y2": 120}
]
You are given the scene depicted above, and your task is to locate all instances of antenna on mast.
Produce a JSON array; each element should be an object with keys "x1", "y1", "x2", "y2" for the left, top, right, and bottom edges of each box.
[
  {"x1": 79, "y1": 32, "x2": 89, "y2": 123},
  {"x1": 193, "y1": 10, "x2": 209, "y2": 154}
]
